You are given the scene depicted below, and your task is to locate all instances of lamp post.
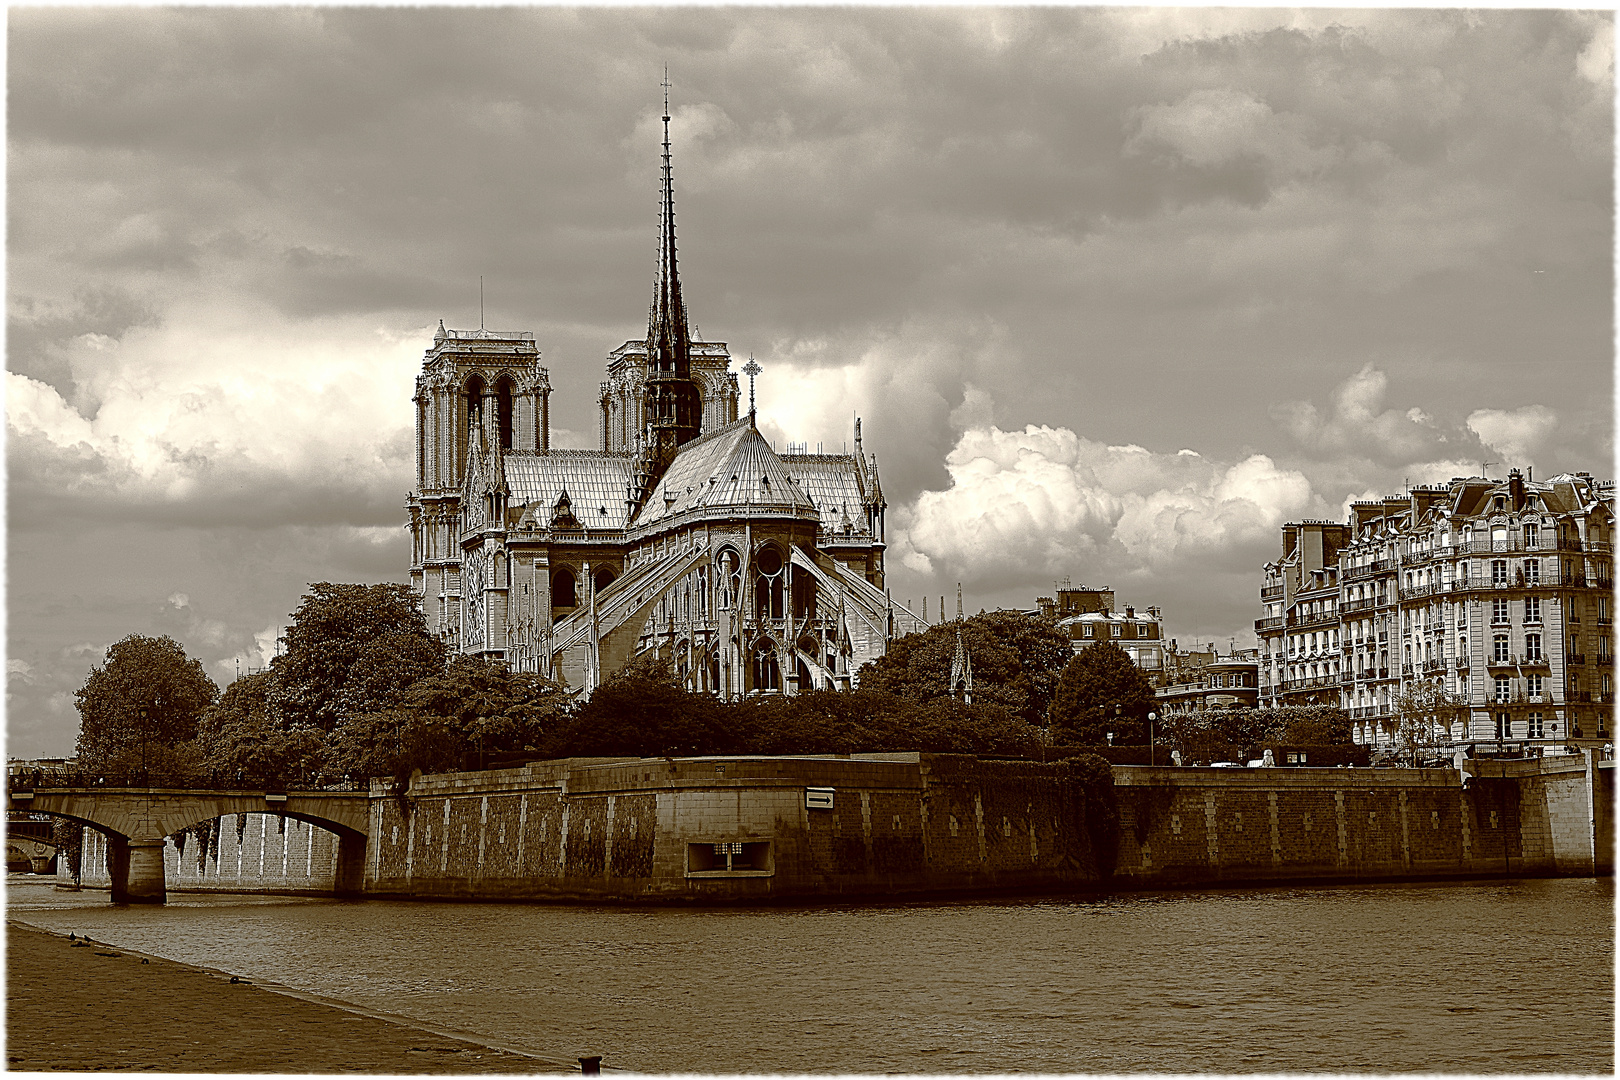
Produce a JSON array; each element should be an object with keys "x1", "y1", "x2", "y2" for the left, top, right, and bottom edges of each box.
[
  {"x1": 138, "y1": 706, "x2": 148, "y2": 787},
  {"x1": 1148, "y1": 711, "x2": 1158, "y2": 766}
]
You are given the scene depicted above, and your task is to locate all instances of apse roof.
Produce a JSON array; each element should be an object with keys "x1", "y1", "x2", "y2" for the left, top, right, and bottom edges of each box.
[
  {"x1": 634, "y1": 417, "x2": 815, "y2": 529},
  {"x1": 781, "y1": 455, "x2": 868, "y2": 531},
  {"x1": 504, "y1": 451, "x2": 636, "y2": 531}
]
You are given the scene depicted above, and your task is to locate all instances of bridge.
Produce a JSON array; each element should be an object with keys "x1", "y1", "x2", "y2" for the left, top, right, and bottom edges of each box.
[
  {"x1": 6, "y1": 787, "x2": 370, "y2": 903},
  {"x1": 7, "y1": 814, "x2": 59, "y2": 873}
]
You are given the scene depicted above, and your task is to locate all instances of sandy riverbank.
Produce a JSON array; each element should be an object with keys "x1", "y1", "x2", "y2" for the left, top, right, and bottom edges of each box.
[{"x1": 6, "y1": 920, "x2": 573, "y2": 1073}]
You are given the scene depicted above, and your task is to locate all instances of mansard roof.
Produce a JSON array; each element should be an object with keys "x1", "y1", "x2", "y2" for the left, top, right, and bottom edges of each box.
[
  {"x1": 504, "y1": 450, "x2": 637, "y2": 532},
  {"x1": 633, "y1": 416, "x2": 815, "y2": 529}
]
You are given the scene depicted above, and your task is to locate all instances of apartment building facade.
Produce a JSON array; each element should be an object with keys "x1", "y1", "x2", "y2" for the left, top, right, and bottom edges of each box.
[{"x1": 1257, "y1": 470, "x2": 1615, "y2": 750}]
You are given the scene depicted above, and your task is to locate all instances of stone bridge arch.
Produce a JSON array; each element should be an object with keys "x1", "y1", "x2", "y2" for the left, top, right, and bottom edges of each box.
[{"x1": 7, "y1": 788, "x2": 371, "y2": 903}]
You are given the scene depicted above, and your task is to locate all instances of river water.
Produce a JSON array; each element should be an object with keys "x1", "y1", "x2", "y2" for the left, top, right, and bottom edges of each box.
[{"x1": 7, "y1": 875, "x2": 1613, "y2": 1073}]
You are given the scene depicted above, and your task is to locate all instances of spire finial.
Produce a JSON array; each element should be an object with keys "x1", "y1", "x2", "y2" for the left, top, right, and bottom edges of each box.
[{"x1": 742, "y1": 357, "x2": 761, "y2": 417}]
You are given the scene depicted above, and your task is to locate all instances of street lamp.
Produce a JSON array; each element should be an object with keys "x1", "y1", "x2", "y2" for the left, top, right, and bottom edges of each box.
[{"x1": 1148, "y1": 711, "x2": 1158, "y2": 766}]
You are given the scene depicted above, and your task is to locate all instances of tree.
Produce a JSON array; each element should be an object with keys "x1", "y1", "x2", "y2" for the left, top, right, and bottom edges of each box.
[
  {"x1": 1392, "y1": 678, "x2": 1468, "y2": 764},
  {"x1": 549, "y1": 656, "x2": 726, "y2": 758},
  {"x1": 856, "y1": 610, "x2": 1072, "y2": 726},
  {"x1": 323, "y1": 708, "x2": 464, "y2": 792},
  {"x1": 333, "y1": 630, "x2": 448, "y2": 718},
  {"x1": 196, "y1": 672, "x2": 326, "y2": 787},
  {"x1": 74, "y1": 634, "x2": 218, "y2": 777},
  {"x1": 1048, "y1": 641, "x2": 1157, "y2": 745},
  {"x1": 271, "y1": 583, "x2": 434, "y2": 731},
  {"x1": 398, "y1": 655, "x2": 567, "y2": 767}
]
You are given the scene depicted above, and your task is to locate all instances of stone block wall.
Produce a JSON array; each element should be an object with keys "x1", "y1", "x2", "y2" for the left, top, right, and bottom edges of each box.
[
  {"x1": 73, "y1": 813, "x2": 340, "y2": 893},
  {"x1": 1113, "y1": 758, "x2": 1608, "y2": 887},
  {"x1": 362, "y1": 754, "x2": 1101, "y2": 902}
]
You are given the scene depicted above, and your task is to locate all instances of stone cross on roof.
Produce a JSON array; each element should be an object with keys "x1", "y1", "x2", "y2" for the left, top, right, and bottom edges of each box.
[{"x1": 742, "y1": 358, "x2": 762, "y2": 417}]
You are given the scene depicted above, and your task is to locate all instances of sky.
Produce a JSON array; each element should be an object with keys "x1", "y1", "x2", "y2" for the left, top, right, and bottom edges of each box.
[{"x1": 7, "y1": 8, "x2": 1614, "y2": 759}]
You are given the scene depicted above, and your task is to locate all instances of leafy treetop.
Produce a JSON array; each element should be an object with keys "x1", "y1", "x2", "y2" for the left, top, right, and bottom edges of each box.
[
  {"x1": 1048, "y1": 641, "x2": 1157, "y2": 744},
  {"x1": 74, "y1": 634, "x2": 219, "y2": 773},
  {"x1": 272, "y1": 582, "x2": 433, "y2": 731},
  {"x1": 856, "y1": 610, "x2": 1072, "y2": 727}
]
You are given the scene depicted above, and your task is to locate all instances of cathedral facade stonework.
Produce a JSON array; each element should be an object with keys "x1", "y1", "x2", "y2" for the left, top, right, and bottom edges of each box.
[{"x1": 405, "y1": 108, "x2": 919, "y2": 695}]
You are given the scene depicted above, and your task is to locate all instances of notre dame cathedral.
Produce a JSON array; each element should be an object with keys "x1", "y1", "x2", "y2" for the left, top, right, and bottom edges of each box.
[{"x1": 406, "y1": 101, "x2": 921, "y2": 695}]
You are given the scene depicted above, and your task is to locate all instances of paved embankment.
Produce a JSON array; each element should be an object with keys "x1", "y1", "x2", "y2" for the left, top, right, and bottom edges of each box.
[{"x1": 6, "y1": 920, "x2": 571, "y2": 1073}]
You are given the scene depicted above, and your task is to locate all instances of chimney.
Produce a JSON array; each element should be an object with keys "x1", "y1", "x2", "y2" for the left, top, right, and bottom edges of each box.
[{"x1": 1508, "y1": 468, "x2": 1526, "y2": 512}]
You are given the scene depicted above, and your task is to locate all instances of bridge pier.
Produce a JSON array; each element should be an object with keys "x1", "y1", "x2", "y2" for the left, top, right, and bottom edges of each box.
[
  {"x1": 107, "y1": 837, "x2": 167, "y2": 904},
  {"x1": 335, "y1": 833, "x2": 368, "y2": 897}
]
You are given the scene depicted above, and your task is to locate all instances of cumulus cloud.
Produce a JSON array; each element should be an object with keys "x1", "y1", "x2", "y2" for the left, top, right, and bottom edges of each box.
[
  {"x1": 6, "y1": 303, "x2": 424, "y2": 528},
  {"x1": 1466, "y1": 405, "x2": 1559, "y2": 469},
  {"x1": 1272, "y1": 364, "x2": 1457, "y2": 463},
  {"x1": 897, "y1": 423, "x2": 1321, "y2": 591}
]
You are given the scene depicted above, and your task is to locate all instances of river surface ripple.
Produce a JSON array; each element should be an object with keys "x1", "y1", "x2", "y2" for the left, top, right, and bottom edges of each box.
[{"x1": 8, "y1": 876, "x2": 1613, "y2": 1073}]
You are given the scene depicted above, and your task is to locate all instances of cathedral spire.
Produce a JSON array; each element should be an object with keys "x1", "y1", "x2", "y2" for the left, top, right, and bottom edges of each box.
[{"x1": 635, "y1": 67, "x2": 702, "y2": 513}]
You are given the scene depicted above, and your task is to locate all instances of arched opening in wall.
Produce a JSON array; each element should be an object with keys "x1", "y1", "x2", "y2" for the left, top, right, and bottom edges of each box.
[
  {"x1": 751, "y1": 638, "x2": 781, "y2": 693},
  {"x1": 790, "y1": 561, "x2": 817, "y2": 620},
  {"x1": 495, "y1": 376, "x2": 516, "y2": 450},
  {"x1": 460, "y1": 375, "x2": 486, "y2": 478},
  {"x1": 755, "y1": 544, "x2": 785, "y2": 620},
  {"x1": 464, "y1": 375, "x2": 486, "y2": 431},
  {"x1": 715, "y1": 547, "x2": 741, "y2": 610},
  {"x1": 593, "y1": 566, "x2": 617, "y2": 597},
  {"x1": 552, "y1": 567, "x2": 577, "y2": 610}
]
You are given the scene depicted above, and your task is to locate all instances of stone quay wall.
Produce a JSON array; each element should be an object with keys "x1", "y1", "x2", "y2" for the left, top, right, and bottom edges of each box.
[
  {"x1": 61, "y1": 752, "x2": 1610, "y2": 902},
  {"x1": 362, "y1": 754, "x2": 1103, "y2": 902},
  {"x1": 1111, "y1": 752, "x2": 1613, "y2": 887},
  {"x1": 73, "y1": 813, "x2": 341, "y2": 894}
]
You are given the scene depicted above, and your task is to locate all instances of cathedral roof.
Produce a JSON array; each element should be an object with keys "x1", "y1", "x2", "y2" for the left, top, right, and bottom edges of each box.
[
  {"x1": 781, "y1": 454, "x2": 871, "y2": 532},
  {"x1": 504, "y1": 450, "x2": 636, "y2": 531},
  {"x1": 633, "y1": 416, "x2": 815, "y2": 529}
]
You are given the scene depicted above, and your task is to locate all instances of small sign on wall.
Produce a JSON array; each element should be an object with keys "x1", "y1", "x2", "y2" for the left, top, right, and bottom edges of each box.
[{"x1": 805, "y1": 787, "x2": 835, "y2": 811}]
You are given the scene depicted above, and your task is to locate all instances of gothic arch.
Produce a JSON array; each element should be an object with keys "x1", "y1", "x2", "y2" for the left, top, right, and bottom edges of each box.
[
  {"x1": 494, "y1": 374, "x2": 517, "y2": 450},
  {"x1": 552, "y1": 566, "x2": 578, "y2": 610}
]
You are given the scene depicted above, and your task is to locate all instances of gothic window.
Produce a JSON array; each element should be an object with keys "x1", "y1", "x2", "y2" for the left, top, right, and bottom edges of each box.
[
  {"x1": 716, "y1": 547, "x2": 741, "y2": 609},
  {"x1": 552, "y1": 568, "x2": 577, "y2": 609},
  {"x1": 751, "y1": 638, "x2": 781, "y2": 692},
  {"x1": 465, "y1": 375, "x2": 486, "y2": 430},
  {"x1": 790, "y1": 563, "x2": 817, "y2": 621},
  {"x1": 593, "y1": 566, "x2": 617, "y2": 596},
  {"x1": 754, "y1": 544, "x2": 785, "y2": 620},
  {"x1": 495, "y1": 376, "x2": 516, "y2": 450}
]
